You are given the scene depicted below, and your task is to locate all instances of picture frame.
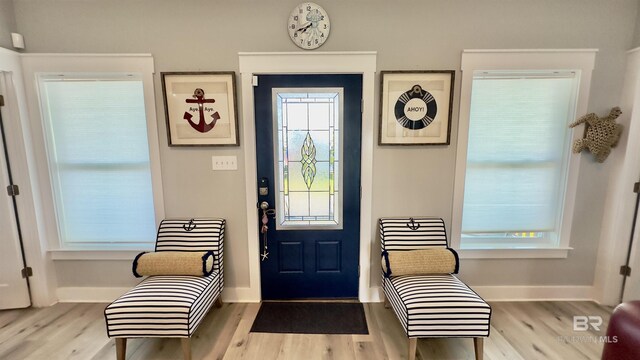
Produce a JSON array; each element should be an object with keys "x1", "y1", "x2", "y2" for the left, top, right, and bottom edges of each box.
[
  {"x1": 161, "y1": 71, "x2": 239, "y2": 146},
  {"x1": 378, "y1": 70, "x2": 455, "y2": 145}
]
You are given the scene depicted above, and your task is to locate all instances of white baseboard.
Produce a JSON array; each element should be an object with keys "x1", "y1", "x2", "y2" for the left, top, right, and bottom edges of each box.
[
  {"x1": 56, "y1": 285, "x2": 596, "y2": 303},
  {"x1": 221, "y1": 287, "x2": 260, "y2": 303},
  {"x1": 472, "y1": 285, "x2": 596, "y2": 302},
  {"x1": 367, "y1": 285, "x2": 596, "y2": 303},
  {"x1": 362, "y1": 286, "x2": 384, "y2": 302},
  {"x1": 57, "y1": 287, "x2": 131, "y2": 303},
  {"x1": 56, "y1": 286, "x2": 261, "y2": 303}
]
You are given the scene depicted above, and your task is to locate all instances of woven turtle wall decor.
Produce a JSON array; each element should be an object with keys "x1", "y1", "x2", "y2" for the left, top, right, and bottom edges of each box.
[{"x1": 568, "y1": 106, "x2": 623, "y2": 162}]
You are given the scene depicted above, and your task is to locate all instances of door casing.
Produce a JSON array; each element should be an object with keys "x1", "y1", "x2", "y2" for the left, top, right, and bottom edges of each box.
[
  {"x1": 239, "y1": 52, "x2": 377, "y2": 302},
  {"x1": 0, "y1": 48, "x2": 58, "y2": 307},
  {"x1": 255, "y1": 75, "x2": 362, "y2": 299},
  {"x1": 0, "y1": 88, "x2": 31, "y2": 309}
]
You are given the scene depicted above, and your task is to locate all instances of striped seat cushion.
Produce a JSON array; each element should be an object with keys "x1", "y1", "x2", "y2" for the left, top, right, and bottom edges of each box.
[
  {"x1": 104, "y1": 271, "x2": 222, "y2": 338},
  {"x1": 383, "y1": 274, "x2": 491, "y2": 338}
]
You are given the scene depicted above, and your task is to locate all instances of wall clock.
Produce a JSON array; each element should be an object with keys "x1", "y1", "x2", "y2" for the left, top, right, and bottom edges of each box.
[{"x1": 288, "y1": 2, "x2": 330, "y2": 50}]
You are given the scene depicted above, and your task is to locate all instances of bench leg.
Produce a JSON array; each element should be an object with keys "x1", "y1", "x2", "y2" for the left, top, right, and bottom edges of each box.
[
  {"x1": 115, "y1": 338, "x2": 127, "y2": 360},
  {"x1": 408, "y1": 338, "x2": 417, "y2": 360},
  {"x1": 215, "y1": 296, "x2": 223, "y2": 308},
  {"x1": 181, "y1": 338, "x2": 192, "y2": 360},
  {"x1": 474, "y1": 337, "x2": 484, "y2": 360}
]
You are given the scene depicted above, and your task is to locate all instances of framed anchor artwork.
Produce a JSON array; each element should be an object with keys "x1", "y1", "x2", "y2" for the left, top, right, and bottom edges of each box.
[
  {"x1": 378, "y1": 70, "x2": 454, "y2": 145},
  {"x1": 161, "y1": 71, "x2": 239, "y2": 146}
]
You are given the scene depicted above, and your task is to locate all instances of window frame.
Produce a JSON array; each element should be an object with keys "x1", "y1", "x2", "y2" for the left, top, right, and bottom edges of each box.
[
  {"x1": 271, "y1": 87, "x2": 345, "y2": 230},
  {"x1": 451, "y1": 49, "x2": 597, "y2": 259},
  {"x1": 21, "y1": 54, "x2": 164, "y2": 255}
]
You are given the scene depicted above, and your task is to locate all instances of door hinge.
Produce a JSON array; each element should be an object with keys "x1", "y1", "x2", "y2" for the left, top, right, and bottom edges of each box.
[
  {"x1": 0, "y1": 95, "x2": 4, "y2": 107},
  {"x1": 620, "y1": 265, "x2": 632, "y2": 277},
  {"x1": 21, "y1": 267, "x2": 33, "y2": 278},
  {"x1": 358, "y1": 265, "x2": 360, "y2": 277},
  {"x1": 6, "y1": 184, "x2": 19, "y2": 196},
  {"x1": 252, "y1": 75, "x2": 258, "y2": 87},
  {"x1": 361, "y1": 99, "x2": 364, "y2": 113},
  {"x1": 634, "y1": 182, "x2": 640, "y2": 193},
  {"x1": 360, "y1": 186, "x2": 362, "y2": 200}
]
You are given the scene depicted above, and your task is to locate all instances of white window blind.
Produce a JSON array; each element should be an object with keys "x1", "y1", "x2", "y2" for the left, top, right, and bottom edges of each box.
[
  {"x1": 38, "y1": 75, "x2": 157, "y2": 245},
  {"x1": 461, "y1": 72, "x2": 577, "y2": 243}
]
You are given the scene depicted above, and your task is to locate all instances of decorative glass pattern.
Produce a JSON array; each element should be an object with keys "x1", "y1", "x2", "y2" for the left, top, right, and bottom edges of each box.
[
  {"x1": 273, "y1": 89, "x2": 343, "y2": 229},
  {"x1": 301, "y1": 132, "x2": 317, "y2": 189}
]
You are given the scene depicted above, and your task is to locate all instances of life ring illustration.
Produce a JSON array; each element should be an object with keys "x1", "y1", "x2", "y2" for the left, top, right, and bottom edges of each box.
[{"x1": 393, "y1": 84, "x2": 437, "y2": 130}]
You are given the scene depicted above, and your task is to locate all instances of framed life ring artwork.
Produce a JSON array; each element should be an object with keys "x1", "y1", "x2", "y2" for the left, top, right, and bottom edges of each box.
[
  {"x1": 379, "y1": 70, "x2": 454, "y2": 145},
  {"x1": 161, "y1": 71, "x2": 239, "y2": 146}
]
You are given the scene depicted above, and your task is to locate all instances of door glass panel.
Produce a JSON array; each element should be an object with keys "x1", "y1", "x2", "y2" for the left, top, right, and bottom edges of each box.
[{"x1": 273, "y1": 88, "x2": 343, "y2": 229}]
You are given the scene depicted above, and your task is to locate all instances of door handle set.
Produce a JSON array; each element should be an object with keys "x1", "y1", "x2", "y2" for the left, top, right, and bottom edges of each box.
[
  {"x1": 258, "y1": 201, "x2": 276, "y2": 216},
  {"x1": 258, "y1": 201, "x2": 275, "y2": 262}
]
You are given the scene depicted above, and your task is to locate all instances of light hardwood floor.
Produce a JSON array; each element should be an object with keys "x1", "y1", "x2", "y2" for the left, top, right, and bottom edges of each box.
[{"x1": 0, "y1": 301, "x2": 612, "y2": 360}]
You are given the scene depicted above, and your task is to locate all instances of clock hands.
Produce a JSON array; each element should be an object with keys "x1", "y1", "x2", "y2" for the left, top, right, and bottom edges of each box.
[{"x1": 296, "y1": 22, "x2": 312, "y2": 33}]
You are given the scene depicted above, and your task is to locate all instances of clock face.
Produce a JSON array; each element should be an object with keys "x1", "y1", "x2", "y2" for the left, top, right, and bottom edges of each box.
[{"x1": 288, "y1": 2, "x2": 330, "y2": 50}]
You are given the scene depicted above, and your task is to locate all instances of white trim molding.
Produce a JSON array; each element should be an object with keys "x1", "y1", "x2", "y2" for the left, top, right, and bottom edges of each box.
[
  {"x1": 57, "y1": 285, "x2": 596, "y2": 304},
  {"x1": 472, "y1": 285, "x2": 596, "y2": 302},
  {"x1": 19, "y1": 54, "x2": 165, "y2": 255},
  {"x1": 50, "y1": 249, "x2": 153, "y2": 261},
  {"x1": 458, "y1": 247, "x2": 572, "y2": 259},
  {"x1": 0, "y1": 47, "x2": 58, "y2": 307},
  {"x1": 593, "y1": 47, "x2": 640, "y2": 305},
  {"x1": 238, "y1": 51, "x2": 377, "y2": 302},
  {"x1": 57, "y1": 286, "x2": 265, "y2": 303},
  {"x1": 57, "y1": 287, "x2": 132, "y2": 303},
  {"x1": 369, "y1": 285, "x2": 594, "y2": 302},
  {"x1": 451, "y1": 49, "x2": 597, "y2": 258},
  {"x1": 221, "y1": 287, "x2": 260, "y2": 303}
]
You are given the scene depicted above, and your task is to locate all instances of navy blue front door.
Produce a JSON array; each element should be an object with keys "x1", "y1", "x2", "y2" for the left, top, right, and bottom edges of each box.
[{"x1": 254, "y1": 74, "x2": 362, "y2": 299}]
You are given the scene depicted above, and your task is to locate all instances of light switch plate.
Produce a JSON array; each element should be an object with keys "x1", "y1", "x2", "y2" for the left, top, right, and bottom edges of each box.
[{"x1": 212, "y1": 156, "x2": 238, "y2": 171}]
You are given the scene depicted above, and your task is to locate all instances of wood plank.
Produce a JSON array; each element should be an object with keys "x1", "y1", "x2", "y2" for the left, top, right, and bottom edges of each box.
[
  {"x1": 0, "y1": 301, "x2": 613, "y2": 360},
  {"x1": 481, "y1": 325, "x2": 524, "y2": 360},
  {"x1": 369, "y1": 300, "x2": 411, "y2": 359},
  {"x1": 196, "y1": 302, "x2": 246, "y2": 359},
  {"x1": 353, "y1": 304, "x2": 389, "y2": 360},
  {"x1": 418, "y1": 338, "x2": 473, "y2": 360},
  {"x1": 25, "y1": 303, "x2": 111, "y2": 359}
]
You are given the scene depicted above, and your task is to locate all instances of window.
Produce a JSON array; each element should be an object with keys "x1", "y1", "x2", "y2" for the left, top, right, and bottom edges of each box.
[
  {"x1": 452, "y1": 50, "x2": 596, "y2": 257},
  {"x1": 27, "y1": 55, "x2": 164, "y2": 250},
  {"x1": 273, "y1": 88, "x2": 343, "y2": 229}
]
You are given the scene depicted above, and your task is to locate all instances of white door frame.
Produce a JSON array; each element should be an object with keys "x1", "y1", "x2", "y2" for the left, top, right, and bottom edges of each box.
[
  {"x1": 0, "y1": 47, "x2": 57, "y2": 307},
  {"x1": 594, "y1": 47, "x2": 640, "y2": 305},
  {"x1": 238, "y1": 52, "x2": 377, "y2": 302}
]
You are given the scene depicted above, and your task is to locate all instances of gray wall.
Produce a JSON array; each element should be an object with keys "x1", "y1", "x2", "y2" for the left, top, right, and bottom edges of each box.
[
  {"x1": 0, "y1": 0, "x2": 16, "y2": 49},
  {"x1": 11, "y1": 0, "x2": 640, "y2": 292},
  {"x1": 633, "y1": 2, "x2": 640, "y2": 48}
]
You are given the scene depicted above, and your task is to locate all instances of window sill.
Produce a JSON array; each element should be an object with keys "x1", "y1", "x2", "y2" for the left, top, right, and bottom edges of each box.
[
  {"x1": 49, "y1": 248, "x2": 153, "y2": 260},
  {"x1": 456, "y1": 247, "x2": 572, "y2": 259}
]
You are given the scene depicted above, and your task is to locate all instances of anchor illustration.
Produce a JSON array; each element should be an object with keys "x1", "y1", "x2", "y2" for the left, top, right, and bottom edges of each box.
[
  {"x1": 406, "y1": 218, "x2": 420, "y2": 231},
  {"x1": 183, "y1": 88, "x2": 220, "y2": 133},
  {"x1": 183, "y1": 219, "x2": 197, "y2": 232}
]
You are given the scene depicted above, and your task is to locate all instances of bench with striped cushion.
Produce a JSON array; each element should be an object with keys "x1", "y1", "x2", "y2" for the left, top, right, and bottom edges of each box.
[
  {"x1": 380, "y1": 217, "x2": 491, "y2": 360},
  {"x1": 104, "y1": 218, "x2": 225, "y2": 360}
]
